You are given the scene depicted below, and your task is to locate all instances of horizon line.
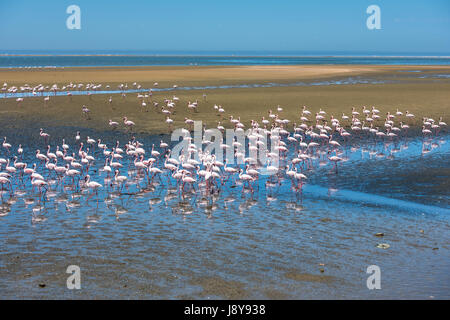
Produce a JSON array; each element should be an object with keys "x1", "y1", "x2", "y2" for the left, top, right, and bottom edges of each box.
[{"x1": 1, "y1": 53, "x2": 450, "y2": 59}]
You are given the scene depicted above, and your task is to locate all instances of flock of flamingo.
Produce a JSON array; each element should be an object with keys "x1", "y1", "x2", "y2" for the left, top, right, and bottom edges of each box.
[{"x1": 0, "y1": 81, "x2": 448, "y2": 212}]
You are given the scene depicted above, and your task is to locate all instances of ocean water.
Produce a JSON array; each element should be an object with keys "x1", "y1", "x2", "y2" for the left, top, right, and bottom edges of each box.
[
  {"x1": 0, "y1": 126, "x2": 448, "y2": 299},
  {"x1": 0, "y1": 76, "x2": 396, "y2": 100},
  {"x1": 1, "y1": 54, "x2": 450, "y2": 68}
]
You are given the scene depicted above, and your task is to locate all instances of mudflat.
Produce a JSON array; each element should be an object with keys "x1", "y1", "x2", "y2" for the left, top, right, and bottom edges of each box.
[{"x1": 0, "y1": 65, "x2": 449, "y2": 135}]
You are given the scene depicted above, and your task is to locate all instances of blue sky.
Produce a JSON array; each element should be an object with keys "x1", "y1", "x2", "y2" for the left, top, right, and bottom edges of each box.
[{"x1": 0, "y1": 0, "x2": 449, "y2": 54}]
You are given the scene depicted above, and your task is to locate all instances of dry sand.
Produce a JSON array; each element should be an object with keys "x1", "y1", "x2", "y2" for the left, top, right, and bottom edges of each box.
[{"x1": 1, "y1": 64, "x2": 449, "y2": 87}]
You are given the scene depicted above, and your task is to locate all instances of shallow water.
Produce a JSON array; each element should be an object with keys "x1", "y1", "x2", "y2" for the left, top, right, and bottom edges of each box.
[
  {"x1": 1, "y1": 76, "x2": 397, "y2": 100},
  {"x1": 0, "y1": 129, "x2": 449, "y2": 299},
  {"x1": 3, "y1": 69, "x2": 449, "y2": 100},
  {"x1": 1, "y1": 54, "x2": 450, "y2": 68}
]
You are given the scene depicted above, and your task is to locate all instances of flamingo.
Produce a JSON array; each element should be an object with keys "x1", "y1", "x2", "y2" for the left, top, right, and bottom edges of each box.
[
  {"x1": 82, "y1": 105, "x2": 91, "y2": 119},
  {"x1": 181, "y1": 171, "x2": 196, "y2": 190},
  {"x1": 148, "y1": 165, "x2": 163, "y2": 182},
  {"x1": 328, "y1": 135, "x2": 341, "y2": 148},
  {"x1": 101, "y1": 158, "x2": 112, "y2": 176},
  {"x1": 0, "y1": 176, "x2": 12, "y2": 194},
  {"x1": 17, "y1": 144, "x2": 23, "y2": 157},
  {"x1": 35, "y1": 150, "x2": 48, "y2": 163},
  {"x1": 123, "y1": 117, "x2": 135, "y2": 131},
  {"x1": 405, "y1": 111, "x2": 415, "y2": 121},
  {"x1": 114, "y1": 170, "x2": 128, "y2": 190},
  {"x1": 109, "y1": 120, "x2": 119, "y2": 129},
  {"x1": 31, "y1": 177, "x2": 47, "y2": 197},
  {"x1": 39, "y1": 128, "x2": 50, "y2": 144},
  {"x1": 65, "y1": 165, "x2": 81, "y2": 187},
  {"x1": 5, "y1": 159, "x2": 16, "y2": 174},
  {"x1": 13, "y1": 156, "x2": 26, "y2": 170},
  {"x1": 422, "y1": 125, "x2": 432, "y2": 137},
  {"x1": 2, "y1": 137, "x2": 11, "y2": 153},
  {"x1": 24, "y1": 163, "x2": 37, "y2": 176},
  {"x1": 166, "y1": 116, "x2": 174, "y2": 130},
  {"x1": 238, "y1": 169, "x2": 254, "y2": 192},
  {"x1": 327, "y1": 151, "x2": 343, "y2": 173},
  {"x1": 85, "y1": 175, "x2": 102, "y2": 194}
]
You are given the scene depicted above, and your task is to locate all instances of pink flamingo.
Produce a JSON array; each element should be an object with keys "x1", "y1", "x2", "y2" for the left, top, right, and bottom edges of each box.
[{"x1": 327, "y1": 151, "x2": 342, "y2": 174}]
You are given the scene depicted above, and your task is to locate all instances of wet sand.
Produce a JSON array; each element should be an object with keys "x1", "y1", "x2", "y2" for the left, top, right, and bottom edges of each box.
[
  {"x1": 1, "y1": 82, "x2": 449, "y2": 135},
  {"x1": 1, "y1": 65, "x2": 449, "y2": 135}
]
